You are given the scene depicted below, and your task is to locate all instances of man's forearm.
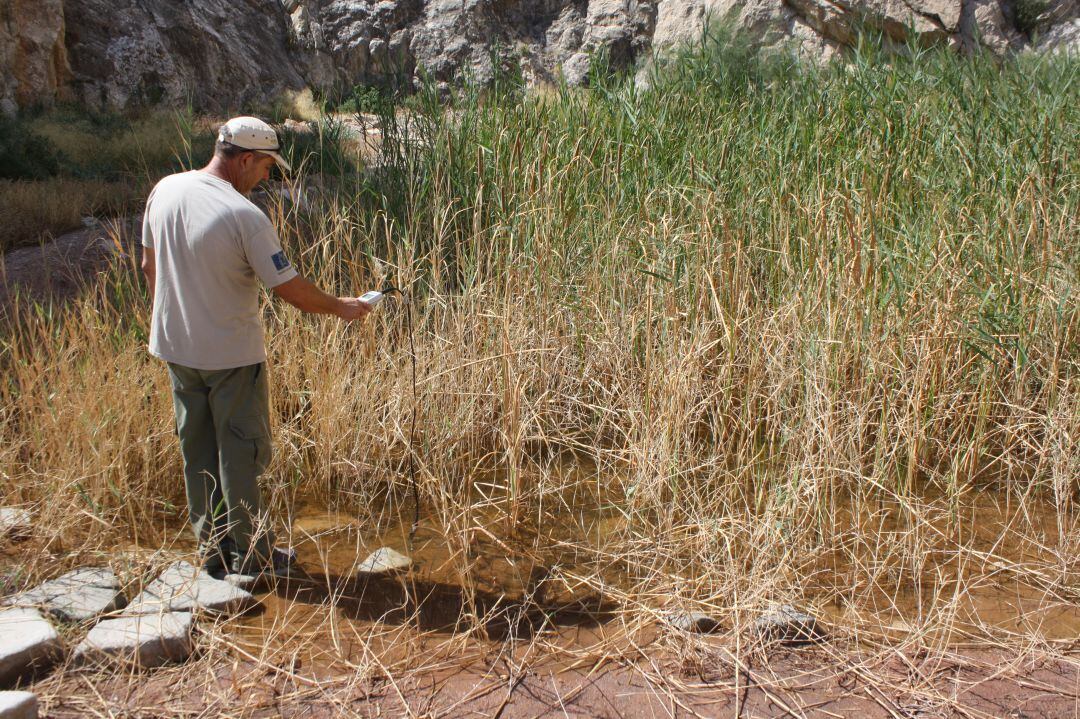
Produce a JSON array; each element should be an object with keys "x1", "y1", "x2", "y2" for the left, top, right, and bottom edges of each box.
[{"x1": 272, "y1": 275, "x2": 345, "y2": 316}]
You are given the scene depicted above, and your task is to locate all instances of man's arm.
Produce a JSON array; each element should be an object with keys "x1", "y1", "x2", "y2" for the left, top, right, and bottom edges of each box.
[
  {"x1": 141, "y1": 245, "x2": 156, "y2": 304},
  {"x1": 272, "y1": 275, "x2": 372, "y2": 321}
]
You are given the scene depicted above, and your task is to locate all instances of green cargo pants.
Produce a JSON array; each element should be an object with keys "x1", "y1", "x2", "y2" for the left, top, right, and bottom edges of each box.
[{"x1": 167, "y1": 362, "x2": 275, "y2": 575}]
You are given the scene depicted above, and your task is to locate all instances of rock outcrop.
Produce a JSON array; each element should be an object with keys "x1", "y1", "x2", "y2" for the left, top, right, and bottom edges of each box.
[
  {"x1": 0, "y1": 0, "x2": 68, "y2": 117},
  {"x1": 62, "y1": 0, "x2": 307, "y2": 112},
  {"x1": 0, "y1": 0, "x2": 1076, "y2": 114}
]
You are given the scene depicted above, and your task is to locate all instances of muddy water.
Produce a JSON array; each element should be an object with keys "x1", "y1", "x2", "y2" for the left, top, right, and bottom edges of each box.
[
  {"x1": 230, "y1": 488, "x2": 627, "y2": 671},
  {"x1": 225, "y1": 474, "x2": 1080, "y2": 671},
  {"x1": 812, "y1": 492, "x2": 1080, "y2": 642}
]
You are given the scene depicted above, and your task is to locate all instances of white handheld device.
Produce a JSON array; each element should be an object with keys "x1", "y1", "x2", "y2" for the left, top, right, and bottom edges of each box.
[{"x1": 359, "y1": 290, "x2": 385, "y2": 307}]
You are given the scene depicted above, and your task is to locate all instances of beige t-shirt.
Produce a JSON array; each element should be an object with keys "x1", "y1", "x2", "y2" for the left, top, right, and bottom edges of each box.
[{"x1": 141, "y1": 171, "x2": 298, "y2": 370}]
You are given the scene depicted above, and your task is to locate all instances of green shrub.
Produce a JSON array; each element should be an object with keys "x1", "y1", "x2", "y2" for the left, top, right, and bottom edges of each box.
[
  {"x1": 0, "y1": 116, "x2": 63, "y2": 180},
  {"x1": 336, "y1": 85, "x2": 395, "y2": 116},
  {"x1": 1013, "y1": 0, "x2": 1048, "y2": 36}
]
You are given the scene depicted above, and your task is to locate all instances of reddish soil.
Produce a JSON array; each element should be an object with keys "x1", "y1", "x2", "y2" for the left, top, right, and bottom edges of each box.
[{"x1": 30, "y1": 640, "x2": 1080, "y2": 718}]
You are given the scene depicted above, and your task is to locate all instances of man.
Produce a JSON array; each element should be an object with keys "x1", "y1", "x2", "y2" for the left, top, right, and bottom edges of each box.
[{"x1": 140, "y1": 116, "x2": 371, "y2": 580}]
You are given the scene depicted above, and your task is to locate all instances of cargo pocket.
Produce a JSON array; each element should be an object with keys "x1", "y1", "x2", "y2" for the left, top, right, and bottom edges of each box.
[{"x1": 229, "y1": 415, "x2": 272, "y2": 476}]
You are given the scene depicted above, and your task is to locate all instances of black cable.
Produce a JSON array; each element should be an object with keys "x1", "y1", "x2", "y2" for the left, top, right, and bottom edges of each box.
[{"x1": 378, "y1": 286, "x2": 420, "y2": 550}]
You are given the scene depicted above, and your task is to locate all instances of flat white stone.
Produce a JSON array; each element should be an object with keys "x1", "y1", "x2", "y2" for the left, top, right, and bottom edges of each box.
[
  {"x1": 0, "y1": 691, "x2": 37, "y2": 719},
  {"x1": 126, "y1": 561, "x2": 255, "y2": 616},
  {"x1": 4, "y1": 567, "x2": 125, "y2": 623},
  {"x1": 0, "y1": 510, "x2": 31, "y2": 539},
  {"x1": 73, "y1": 612, "x2": 192, "y2": 668},
  {"x1": 355, "y1": 547, "x2": 412, "y2": 574},
  {"x1": 0, "y1": 609, "x2": 61, "y2": 685}
]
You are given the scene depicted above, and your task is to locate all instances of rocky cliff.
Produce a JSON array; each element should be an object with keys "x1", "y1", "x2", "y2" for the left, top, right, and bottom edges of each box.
[
  {"x1": 0, "y1": 0, "x2": 69, "y2": 116},
  {"x1": 2, "y1": 0, "x2": 1077, "y2": 115}
]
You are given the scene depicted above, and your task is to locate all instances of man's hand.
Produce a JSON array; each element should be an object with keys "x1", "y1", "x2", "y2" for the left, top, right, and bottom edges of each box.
[{"x1": 336, "y1": 297, "x2": 374, "y2": 321}]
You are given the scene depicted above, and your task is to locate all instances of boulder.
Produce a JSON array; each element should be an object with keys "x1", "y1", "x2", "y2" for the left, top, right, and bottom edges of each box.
[
  {"x1": 1033, "y1": 17, "x2": 1080, "y2": 54},
  {"x1": 4, "y1": 567, "x2": 125, "y2": 623},
  {"x1": 73, "y1": 612, "x2": 192, "y2": 668},
  {"x1": 0, "y1": 692, "x2": 37, "y2": 719},
  {"x1": 959, "y1": 0, "x2": 1026, "y2": 54},
  {"x1": 567, "y1": 0, "x2": 657, "y2": 83},
  {"x1": 0, "y1": 609, "x2": 61, "y2": 686},
  {"x1": 784, "y1": 0, "x2": 961, "y2": 45},
  {"x1": 126, "y1": 561, "x2": 255, "y2": 616}
]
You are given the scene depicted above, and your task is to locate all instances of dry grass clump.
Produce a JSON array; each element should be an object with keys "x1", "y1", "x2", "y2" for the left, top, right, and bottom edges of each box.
[
  {"x1": 0, "y1": 178, "x2": 134, "y2": 250},
  {"x1": 0, "y1": 32, "x2": 1077, "y2": 702}
]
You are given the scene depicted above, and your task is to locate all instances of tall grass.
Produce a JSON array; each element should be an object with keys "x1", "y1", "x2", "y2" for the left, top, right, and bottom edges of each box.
[{"x1": 1, "y1": 33, "x2": 1077, "y2": 655}]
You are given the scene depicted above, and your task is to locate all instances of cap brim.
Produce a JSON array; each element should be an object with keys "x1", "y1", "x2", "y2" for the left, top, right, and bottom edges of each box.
[{"x1": 262, "y1": 150, "x2": 291, "y2": 173}]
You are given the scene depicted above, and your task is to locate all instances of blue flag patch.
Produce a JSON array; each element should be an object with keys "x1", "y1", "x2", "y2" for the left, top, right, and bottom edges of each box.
[{"x1": 271, "y1": 251, "x2": 290, "y2": 272}]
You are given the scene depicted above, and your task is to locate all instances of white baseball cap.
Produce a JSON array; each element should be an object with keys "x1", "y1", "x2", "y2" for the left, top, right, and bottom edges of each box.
[{"x1": 217, "y1": 116, "x2": 291, "y2": 172}]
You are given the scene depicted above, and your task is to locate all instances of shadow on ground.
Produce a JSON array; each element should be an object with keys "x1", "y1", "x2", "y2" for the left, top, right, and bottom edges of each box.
[{"x1": 273, "y1": 568, "x2": 619, "y2": 641}]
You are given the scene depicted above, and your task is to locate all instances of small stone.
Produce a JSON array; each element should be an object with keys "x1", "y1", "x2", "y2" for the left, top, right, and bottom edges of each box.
[
  {"x1": 222, "y1": 574, "x2": 257, "y2": 592},
  {"x1": 662, "y1": 610, "x2": 721, "y2": 634},
  {"x1": 355, "y1": 547, "x2": 412, "y2": 574},
  {"x1": 126, "y1": 561, "x2": 255, "y2": 616},
  {"x1": 0, "y1": 609, "x2": 61, "y2": 686},
  {"x1": 753, "y1": 604, "x2": 824, "y2": 644},
  {"x1": 0, "y1": 691, "x2": 37, "y2": 719},
  {"x1": 0, "y1": 510, "x2": 31, "y2": 539},
  {"x1": 73, "y1": 612, "x2": 192, "y2": 668},
  {"x1": 4, "y1": 567, "x2": 125, "y2": 623}
]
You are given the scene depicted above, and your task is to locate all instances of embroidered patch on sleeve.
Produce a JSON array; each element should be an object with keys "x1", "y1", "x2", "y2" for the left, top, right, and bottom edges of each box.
[{"x1": 271, "y1": 251, "x2": 291, "y2": 272}]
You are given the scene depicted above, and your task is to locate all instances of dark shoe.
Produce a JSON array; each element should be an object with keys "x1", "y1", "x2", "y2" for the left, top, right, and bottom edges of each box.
[{"x1": 200, "y1": 536, "x2": 238, "y2": 580}]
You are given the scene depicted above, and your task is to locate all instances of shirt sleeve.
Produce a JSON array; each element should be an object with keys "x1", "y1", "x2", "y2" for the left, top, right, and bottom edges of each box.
[{"x1": 241, "y1": 218, "x2": 299, "y2": 289}]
